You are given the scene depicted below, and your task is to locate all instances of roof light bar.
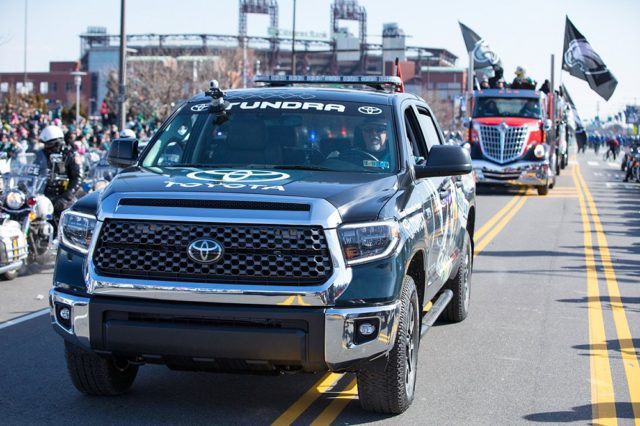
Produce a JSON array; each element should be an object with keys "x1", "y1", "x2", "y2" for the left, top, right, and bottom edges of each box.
[{"x1": 254, "y1": 75, "x2": 403, "y2": 89}]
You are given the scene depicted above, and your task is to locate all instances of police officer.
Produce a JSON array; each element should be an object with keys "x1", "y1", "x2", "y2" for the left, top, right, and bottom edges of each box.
[{"x1": 38, "y1": 125, "x2": 83, "y2": 218}]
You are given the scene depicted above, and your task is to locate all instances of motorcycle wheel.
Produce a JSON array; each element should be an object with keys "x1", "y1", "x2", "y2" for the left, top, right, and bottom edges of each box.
[{"x1": 1, "y1": 270, "x2": 18, "y2": 281}]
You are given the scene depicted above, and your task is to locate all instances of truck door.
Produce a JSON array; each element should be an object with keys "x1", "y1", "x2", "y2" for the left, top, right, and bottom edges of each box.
[
  {"x1": 414, "y1": 105, "x2": 456, "y2": 285},
  {"x1": 402, "y1": 105, "x2": 442, "y2": 288}
]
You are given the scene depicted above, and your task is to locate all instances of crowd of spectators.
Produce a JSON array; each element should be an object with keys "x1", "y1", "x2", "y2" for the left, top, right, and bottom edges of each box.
[{"x1": 0, "y1": 103, "x2": 160, "y2": 158}]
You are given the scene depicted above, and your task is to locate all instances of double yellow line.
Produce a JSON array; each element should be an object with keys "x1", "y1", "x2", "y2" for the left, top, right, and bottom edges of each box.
[
  {"x1": 474, "y1": 187, "x2": 528, "y2": 255},
  {"x1": 573, "y1": 165, "x2": 640, "y2": 426},
  {"x1": 271, "y1": 189, "x2": 531, "y2": 425}
]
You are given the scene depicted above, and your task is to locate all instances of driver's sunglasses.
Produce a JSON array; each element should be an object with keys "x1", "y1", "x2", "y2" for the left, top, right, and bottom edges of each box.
[{"x1": 363, "y1": 125, "x2": 387, "y2": 134}]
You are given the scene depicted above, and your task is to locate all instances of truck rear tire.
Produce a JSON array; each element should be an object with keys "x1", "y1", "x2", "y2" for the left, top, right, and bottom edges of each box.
[
  {"x1": 357, "y1": 275, "x2": 419, "y2": 414},
  {"x1": 64, "y1": 341, "x2": 138, "y2": 395},
  {"x1": 537, "y1": 185, "x2": 549, "y2": 196},
  {"x1": 442, "y1": 229, "x2": 472, "y2": 322}
]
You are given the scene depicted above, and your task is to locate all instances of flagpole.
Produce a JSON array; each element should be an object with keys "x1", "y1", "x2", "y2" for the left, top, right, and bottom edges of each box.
[
  {"x1": 467, "y1": 50, "x2": 475, "y2": 117},
  {"x1": 550, "y1": 54, "x2": 556, "y2": 145}
]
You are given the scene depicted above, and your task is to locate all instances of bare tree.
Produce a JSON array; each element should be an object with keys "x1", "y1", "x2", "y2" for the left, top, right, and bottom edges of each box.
[
  {"x1": 422, "y1": 90, "x2": 459, "y2": 133},
  {"x1": 104, "y1": 48, "x2": 247, "y2": 123}
]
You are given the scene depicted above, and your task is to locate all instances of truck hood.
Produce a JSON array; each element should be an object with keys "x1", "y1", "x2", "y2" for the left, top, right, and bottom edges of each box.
[
  {"x1": 100, "y1": 166, "x2": 399, "y2": 223},
  {"x1": 473, "y1": 117, "x2": 541, "y2": 127}
]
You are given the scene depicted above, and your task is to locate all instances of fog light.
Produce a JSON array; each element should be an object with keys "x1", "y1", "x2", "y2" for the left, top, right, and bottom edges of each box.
[
  {"x1": 354, "y1": 318, "x2": 380, "y2": 345},
  {"x1": 359, "y1": 322, "x2": 376, "y2": 336},
  {"x1": 59, "y1": 307, "x2": 71, "y2": 321},
  {"x1": 55, "y1": 303, "x2": 72, "y2": 329}
]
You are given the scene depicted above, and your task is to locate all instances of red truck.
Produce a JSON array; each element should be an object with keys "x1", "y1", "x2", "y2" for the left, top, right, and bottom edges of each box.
[{"x1": 464, "y1": 88, "x2": 555, "y2": 195}]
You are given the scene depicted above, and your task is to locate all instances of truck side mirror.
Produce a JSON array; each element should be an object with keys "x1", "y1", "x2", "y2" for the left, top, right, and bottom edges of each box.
[
  {"x1": 463, "y1": 117, "x2": 472, "y2": 129},
  {"x1": 108, "y1": 138, "x2": 138, "y2": 168},
  {"x1": 543, "y1": 119, "x2": 553, "y2": 132},
  {"x1": 414, "y1": 145, "x2": 472, "y2": 179}
]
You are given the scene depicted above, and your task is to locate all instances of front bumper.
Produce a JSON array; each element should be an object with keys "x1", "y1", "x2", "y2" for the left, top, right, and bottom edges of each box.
[
  {"x1": 49, "y1": 287, "x2": 400, "y2": 372},
  {"x1": 472, "y1": 159, "x2": 549, "y2": 186}
]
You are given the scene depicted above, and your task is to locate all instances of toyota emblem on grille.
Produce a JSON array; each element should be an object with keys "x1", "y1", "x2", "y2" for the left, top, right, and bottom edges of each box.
[{"x1": 187, "y1": 239, "x2": 224, "y2": 264}]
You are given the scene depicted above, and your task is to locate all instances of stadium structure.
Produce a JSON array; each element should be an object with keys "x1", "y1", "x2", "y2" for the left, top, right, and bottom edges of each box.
[{"x1": 0, "y1": 0, "x2": 466, "y2": 118}]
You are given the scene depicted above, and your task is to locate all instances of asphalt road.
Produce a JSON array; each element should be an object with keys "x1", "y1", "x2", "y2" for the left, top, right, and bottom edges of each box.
[{"x1": 0, "y1": 150, "x2": 638, "y2": 425}]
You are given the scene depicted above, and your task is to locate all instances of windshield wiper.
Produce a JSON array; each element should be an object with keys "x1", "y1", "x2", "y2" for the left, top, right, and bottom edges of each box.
[{"x1": 272, "y1": 165, "x2": 334, "y2": 171}]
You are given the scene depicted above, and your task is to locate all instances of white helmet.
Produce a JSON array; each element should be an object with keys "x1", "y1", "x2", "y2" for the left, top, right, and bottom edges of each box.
[
  {"x1": 119, "y1": 128, "x2": 136, "y2": 138},
  {"x1": 39, "y1": 125, "x2": 64, "y2": 145}
]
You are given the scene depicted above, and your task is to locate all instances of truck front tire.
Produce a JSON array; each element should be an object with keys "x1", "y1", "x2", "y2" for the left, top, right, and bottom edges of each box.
[
  {"x1": 64, "y1": 341, "x2": 138, "y2": 395},
  {"x1": 537, "y1": 185, "x2": 549, "y2": 195},
  {"x1": 357, "y1": 275, "x2": 419, "y2": 414}
]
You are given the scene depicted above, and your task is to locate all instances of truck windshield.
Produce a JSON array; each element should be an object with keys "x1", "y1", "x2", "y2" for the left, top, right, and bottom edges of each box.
[
  {"x1": 473, "y1": 97, "x2": 542, "y2": 119},
  {"x1": 141, "y1": 99, "x2": 398, "y2": 173}
]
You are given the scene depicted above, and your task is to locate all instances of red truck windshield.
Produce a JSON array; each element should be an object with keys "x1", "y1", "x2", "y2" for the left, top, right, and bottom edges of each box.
[{"x1": 473, "y1": 97, "x2": 542, "y2": 119}]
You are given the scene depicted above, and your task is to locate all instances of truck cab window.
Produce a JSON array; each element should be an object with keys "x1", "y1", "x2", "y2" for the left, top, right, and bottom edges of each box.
[
  {"x1": 404, "y1": 107, "x2": 428, "y2": 165},
  {"x1": 416, "y1": 107, "x2": 443, "y2": 150}
]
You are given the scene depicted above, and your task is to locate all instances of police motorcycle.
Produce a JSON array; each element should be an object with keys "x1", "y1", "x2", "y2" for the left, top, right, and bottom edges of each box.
[
  {"x1": 0, "y1": 153, "x2": 28, "y2": 280},
  {"x1": 1, "y1": 152, "x2": 55, "y2": 268}
]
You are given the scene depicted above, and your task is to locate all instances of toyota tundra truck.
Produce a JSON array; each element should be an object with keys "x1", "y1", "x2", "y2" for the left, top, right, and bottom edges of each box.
[
  {"x1": 50, "y1": 75, "x2": 475, "y2": 414},
  {"x1": 464, "y1": 88, "x2": 555, "y2": 195}
]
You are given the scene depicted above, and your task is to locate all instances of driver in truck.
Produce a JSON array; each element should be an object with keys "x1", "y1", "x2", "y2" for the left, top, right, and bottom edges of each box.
[{"x1": 361, "y1": 118, "x2": 390, "y2": 160}]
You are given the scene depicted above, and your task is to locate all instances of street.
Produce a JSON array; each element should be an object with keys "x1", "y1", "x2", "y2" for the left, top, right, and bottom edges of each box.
[{"x1": 0, "y1": 149, "x2": 638, "y2": 425}]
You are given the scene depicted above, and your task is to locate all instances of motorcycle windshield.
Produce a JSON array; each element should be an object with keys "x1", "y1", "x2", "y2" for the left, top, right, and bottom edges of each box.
[{"x1": 3, "y1": 153, "x2": 47, "y2": 195}]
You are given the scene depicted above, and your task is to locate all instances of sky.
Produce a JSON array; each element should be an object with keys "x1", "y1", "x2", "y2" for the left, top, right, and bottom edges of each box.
[{"x1": 0, "y1": 0, "x2": 638, "y2": 121}]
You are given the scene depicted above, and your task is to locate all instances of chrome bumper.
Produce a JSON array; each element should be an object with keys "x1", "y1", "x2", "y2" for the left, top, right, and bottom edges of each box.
[
  {"x1": 49, "y1": 288, "x2": 91, "y2": 351},
  {"x1": 49, "y1": 287, "x2": 401, "y2": 369},
  {"x1": 473, "y1": 159, "x2": 549, "y2": 186},
  {"x1": 325, "y1": 301, "x2": 400, "y2": 369}
]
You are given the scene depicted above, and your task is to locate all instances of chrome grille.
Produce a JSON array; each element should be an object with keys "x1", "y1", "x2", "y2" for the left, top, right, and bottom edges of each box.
[
  {"x1": 93, "y1": 220, "x2": 333, "y2": 285},
  {"x1": 479, "y1": 125, "x2": 529, "y2": 164}
]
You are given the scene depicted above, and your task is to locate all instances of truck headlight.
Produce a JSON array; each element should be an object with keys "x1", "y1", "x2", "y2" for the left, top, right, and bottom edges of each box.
[
  {"x1": 534, "y1": 144, "x2": 546, "y2": 159},
  {"x1": 338, "y1": 220, "x2": 400, "y2": 265},
  {"x1": 60, "y1": 211, "x2": 97, "y2": 254},
  {"x1": 6, "y1": 190, "x2": 25, "y2": 209}
]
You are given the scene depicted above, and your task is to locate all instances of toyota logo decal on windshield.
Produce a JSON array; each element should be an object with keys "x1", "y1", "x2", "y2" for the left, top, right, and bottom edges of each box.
[
  {"x1": 190, "y1": 103, "x2": 210, "y2": 112},
  {"x1": 358, "y1": 106, "x2": 382, "y2": 115},
  {"x1": 186, "y1": 170, "x2": 290, "y2": 183},
  {"x1": 187, "y1": 239, "x2": 224, "y2": 264}
]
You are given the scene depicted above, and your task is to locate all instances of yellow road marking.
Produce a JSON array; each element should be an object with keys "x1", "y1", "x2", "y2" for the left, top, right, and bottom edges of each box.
[
  {"x1": 474, "y1": 194, "x2": 527, "y2": 255},
  {"x1": 576, "y1": 167, "x2": 640, "y2": 424},
  {"x1": 573, "y1": 165, "x2": 617, "y2": 425},
  {"x1": 474, "y1": 188, "x2": 526, "y2": 241},
  {"x1": 309, "y1": 378, "x2": 358, "y2": 426},
  {"x1": 271, "y1": 372, "x2": 343, "y2": 426}
]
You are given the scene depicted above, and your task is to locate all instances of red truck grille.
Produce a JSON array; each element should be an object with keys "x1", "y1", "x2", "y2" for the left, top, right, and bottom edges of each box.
[{"x1": 478, "y1": 125, "x2": 529, "y2": 164}]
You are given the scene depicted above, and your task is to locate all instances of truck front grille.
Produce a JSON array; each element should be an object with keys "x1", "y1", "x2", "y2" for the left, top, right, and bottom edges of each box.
[
  {"x1": 479, "y1": 125, "x2": 529, "y2": 164},
  {"x1": 93, "y1": 219, "x2": 333, "y2": 285}
]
